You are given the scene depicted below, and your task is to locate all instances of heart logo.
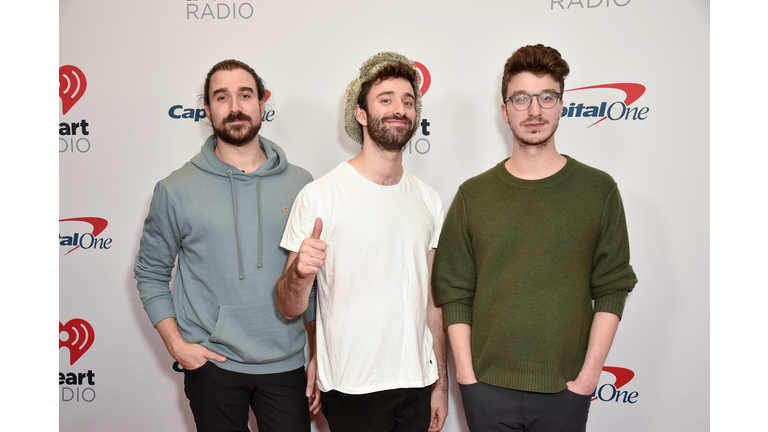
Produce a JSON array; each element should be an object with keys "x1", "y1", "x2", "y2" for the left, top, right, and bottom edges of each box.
[
  {"x1": 59, "y1": 65, "x2": 87, "y2": 115},
  {"x1": 60, "y1": 319, "x2": 95, "y2": 365},
  {"x1": 414, "y1": 62, "x2": 430, "y2": 97}
]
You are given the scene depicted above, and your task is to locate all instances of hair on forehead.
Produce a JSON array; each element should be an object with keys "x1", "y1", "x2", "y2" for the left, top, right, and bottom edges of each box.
[
  {"x1": 204, "y1": 59, "x2": 266, "y2": 106},
  {"x1": 501, "y1": 44, "x2": 570, "y2": 99}
]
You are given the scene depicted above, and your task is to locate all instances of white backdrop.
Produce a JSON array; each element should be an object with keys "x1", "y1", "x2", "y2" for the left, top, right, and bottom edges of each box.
[{"x1": 59, "y1": 1, "x2": 710, "y2": 431}]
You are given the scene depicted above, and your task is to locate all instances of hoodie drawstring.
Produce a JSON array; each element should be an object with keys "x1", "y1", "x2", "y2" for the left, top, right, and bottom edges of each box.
[
  {"x1": 227, "y1": 170, "x2": 245, "y2": 280},
  {"x1": 257, "y1": 177, "x2": 263, "y2": 268}
]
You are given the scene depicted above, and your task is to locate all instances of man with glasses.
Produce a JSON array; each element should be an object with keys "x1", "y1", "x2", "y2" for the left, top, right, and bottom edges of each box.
[{"x1": 432, "y1": 44, "x2": 638, "y2": 432}]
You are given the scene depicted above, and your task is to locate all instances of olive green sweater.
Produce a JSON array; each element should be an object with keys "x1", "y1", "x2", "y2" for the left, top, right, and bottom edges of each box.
[{"x1": 433, "y1": 156, "x2": 637, "y2": 393}]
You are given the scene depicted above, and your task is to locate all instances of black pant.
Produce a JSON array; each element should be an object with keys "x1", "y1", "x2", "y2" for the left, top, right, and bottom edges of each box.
[
  {"x1": 183, "y1": 362, "x2": 310, "y2": 432},
  {"x1": 321, "y1": 386, "x2": 431, "y2": 432},
  {"x1": 459, "y1": 381, "x2": 591, "y2": 432}
]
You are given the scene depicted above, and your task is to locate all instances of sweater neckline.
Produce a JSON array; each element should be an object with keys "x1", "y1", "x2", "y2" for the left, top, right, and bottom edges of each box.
[{"x1": 495, "y1": 155, "x2": 576, "y2": 189}]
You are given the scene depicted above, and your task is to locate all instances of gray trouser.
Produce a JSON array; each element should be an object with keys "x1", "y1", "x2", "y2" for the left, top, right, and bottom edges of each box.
[{"x1": 459, "y1": 381, "x2": 591, "y2": 432}]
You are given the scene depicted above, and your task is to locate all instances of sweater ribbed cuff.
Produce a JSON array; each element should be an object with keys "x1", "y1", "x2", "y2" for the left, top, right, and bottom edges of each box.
[
  {"x1": 594, "y1": 291, "x2": 628, "y2": 320},
  {"x1": 443, "y1": 302, "x2": 473, "y2": 328}
]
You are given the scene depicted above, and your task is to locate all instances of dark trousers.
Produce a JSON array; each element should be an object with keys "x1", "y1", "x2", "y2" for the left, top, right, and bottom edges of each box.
[
  {"x1": 183, "y1": 362, "x2": 310, "y2": 432},
  {"x1": 459, "y1": 381, "x2": 591, "y2": 432},
  {"x1": 321, "y1": 386, "x2": 432, "y2": 432}
]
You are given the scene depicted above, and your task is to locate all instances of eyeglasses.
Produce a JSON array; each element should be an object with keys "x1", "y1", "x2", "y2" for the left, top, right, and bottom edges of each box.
[{"x1": 504, "y1": 92, "x2": 562, "y2": 111}]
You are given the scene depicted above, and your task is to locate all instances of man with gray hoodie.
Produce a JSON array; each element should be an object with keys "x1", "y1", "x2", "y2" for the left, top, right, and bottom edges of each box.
[{"x1": 134, "y1": 59, "x2": 317, "y2": 432}]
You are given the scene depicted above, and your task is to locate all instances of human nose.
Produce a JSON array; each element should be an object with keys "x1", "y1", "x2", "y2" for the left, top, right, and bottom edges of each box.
[
  {"x1": 527, "y1": 95, "x2": 542, "y2": 116},
  {"x1": 229, "y1": 97, "x2": 242, "y2": 113}
]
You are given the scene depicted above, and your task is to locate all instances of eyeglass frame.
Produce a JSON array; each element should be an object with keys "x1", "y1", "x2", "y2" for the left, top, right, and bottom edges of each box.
[{"x1": 503, "y1": 92, "x2": 563, "y2": 111}]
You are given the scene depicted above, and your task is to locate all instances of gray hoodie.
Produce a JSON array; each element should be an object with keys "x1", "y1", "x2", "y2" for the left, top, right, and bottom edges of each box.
[{"x1": 135, "y1": 135, "x2": 314, "y2": 375}]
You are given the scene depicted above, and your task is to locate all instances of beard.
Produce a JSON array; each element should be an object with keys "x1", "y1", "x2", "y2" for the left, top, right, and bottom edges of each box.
[
  {"x1": 212, "y1": 111, "x2": 261, "y2": 146},
  {"x1": 367, "y1": 114, "x2": 417, "y2": 152}
]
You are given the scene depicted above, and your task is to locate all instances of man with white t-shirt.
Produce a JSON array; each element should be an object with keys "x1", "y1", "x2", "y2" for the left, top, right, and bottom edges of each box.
[{"x1": 276, "y1": 51, "x2": 448, "y2": 432}]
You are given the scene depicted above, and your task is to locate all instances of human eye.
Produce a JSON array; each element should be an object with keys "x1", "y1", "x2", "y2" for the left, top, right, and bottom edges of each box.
[
  {"x1": 514, "y1": 94, "x2": 530, "y2": 104},
  {"x1": 540, "y1": 93, "x2": 553, "y2": 102}
]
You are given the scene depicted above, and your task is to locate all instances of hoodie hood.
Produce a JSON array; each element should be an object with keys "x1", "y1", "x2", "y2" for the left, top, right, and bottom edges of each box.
[
  {"x1": 191, "y1": 134, "x2": 289, "y2": 178},
  {"x1": 190, "y1": 134, "x2": 289, "y2": 279}
]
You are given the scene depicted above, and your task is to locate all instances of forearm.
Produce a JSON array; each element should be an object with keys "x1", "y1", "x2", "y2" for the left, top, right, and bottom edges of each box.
[
  {"x1": 302, "y1": 314, "x2": 316, "y2": 360},
  {"x1": 276, "y1": 252, "x2": 314, "y2": 319},
  {"x1": 571, "y1": 311, "x2": 620, "y2": 392},
  {"x1": 154, "y1": 316, "x2": 188, "y2": 359},
  {"x1": 446, "y1": 323, "x2": 476, "y2": 384}
]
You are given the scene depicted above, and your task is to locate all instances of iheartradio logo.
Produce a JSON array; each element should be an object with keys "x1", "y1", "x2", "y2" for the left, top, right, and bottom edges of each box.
[
  {"x1": 59, "y1": 65, "x2": 87, "y2": 115},
  {"x1": 414, "y1": 62, "x2": 431, "y2": 97},
  {"x1": 60, "y1": 319, "x2": 95, "y2": 365}
]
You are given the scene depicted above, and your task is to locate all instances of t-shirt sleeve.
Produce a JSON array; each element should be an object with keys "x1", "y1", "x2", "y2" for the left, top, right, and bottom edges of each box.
[
  {"x1": 280, "y1": 184, "x2": 321, "y2": 252},
  {"x1": 430, "y1": 191, "x2": 444, "y2": 250}
]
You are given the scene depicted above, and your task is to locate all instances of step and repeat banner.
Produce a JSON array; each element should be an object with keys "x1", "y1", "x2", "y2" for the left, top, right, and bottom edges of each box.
[{"x1": 60, "y1": 1, "x2": 709, "y2": 431}]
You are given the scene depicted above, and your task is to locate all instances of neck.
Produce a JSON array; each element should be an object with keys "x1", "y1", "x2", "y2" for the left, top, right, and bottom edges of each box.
[
  {"x1": 506, "y1": 140, "x2": 566, "y2": 180},
  {"x1": 214, "y1": 137, "x2": 267, "y2": 173},
  {"x1": 348, "y1": 139, "x2": 404, "y2": 185}
]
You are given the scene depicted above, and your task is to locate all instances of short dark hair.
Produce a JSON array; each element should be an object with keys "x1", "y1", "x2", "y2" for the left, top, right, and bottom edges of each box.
[
  {"x1": 204, "y1": 59, "x2": 266, "y2": 106},
  {"x1": 357, "y1": 62, "x2": 419, "y2": 113},
  {"x1": 501, "y1": 44, "x2": 570, "y2": 99}
]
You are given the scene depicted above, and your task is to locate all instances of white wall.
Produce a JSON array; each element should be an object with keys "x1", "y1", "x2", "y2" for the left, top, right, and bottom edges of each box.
[{"x1": 59, "y1": 1, "x2": 710, "y2": 430}]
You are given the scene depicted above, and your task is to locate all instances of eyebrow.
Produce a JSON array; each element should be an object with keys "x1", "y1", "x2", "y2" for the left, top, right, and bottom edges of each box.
[
  {"x1": 212, "y1": 86, "x2": 255, "y2": 96},
  {"x1": 375, "y1": 90, "x2": 415, "y2": 99},
  {"x1": 510, "y1": 88, "x2": 559, "y2": 96}
]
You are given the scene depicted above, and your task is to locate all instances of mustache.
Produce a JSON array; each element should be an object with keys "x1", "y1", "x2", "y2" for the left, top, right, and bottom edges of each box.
[
  {"x1": 223, "y1": 112, "x2": 252, "y2": 123},
  {"x1": 381, "y1": 114, "x2": 413, "y2": 127},
  {"x1": 521, "y1": 117, "x2": 549, "y2": 126},
  {"x1": 520, "y1": 117, "x2": 549, "y2": 126}
]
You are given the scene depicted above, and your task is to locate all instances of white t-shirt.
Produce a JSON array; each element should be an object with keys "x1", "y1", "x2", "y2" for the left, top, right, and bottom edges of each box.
[{"x1": 281, "y1": 162, "x2": 443, "y2": 394}]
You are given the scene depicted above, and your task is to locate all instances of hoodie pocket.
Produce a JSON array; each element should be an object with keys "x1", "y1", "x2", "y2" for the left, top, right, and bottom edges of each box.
[{"x1": 207, "y1": 302, "x2": 305, "y2": 364}]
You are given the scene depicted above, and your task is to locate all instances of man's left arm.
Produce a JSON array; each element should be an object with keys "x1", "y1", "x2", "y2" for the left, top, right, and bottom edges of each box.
[
  {"x1": 426, "y1": 248, "x2": 448, "y2": 431},
  {"x1": 302, "y1": 314, "x2": 320, "y2": 415},
  {"x1": 569, "y1": 184, "x2": 638, "y2": 395},
  {"x1": 566, "y1": 311, "x2": 619, "y2": 396}
]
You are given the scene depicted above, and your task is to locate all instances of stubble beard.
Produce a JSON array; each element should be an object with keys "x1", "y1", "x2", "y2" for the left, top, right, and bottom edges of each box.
[
  {"x1": 514, "y1": 117, "x2": 559, "y2": 149},
  {"x1": 213, "y1": 111, "x2": 261, "y2": 146},
  {"x1": 367, "y1": 114, "x2": 417, "y2": 153}
]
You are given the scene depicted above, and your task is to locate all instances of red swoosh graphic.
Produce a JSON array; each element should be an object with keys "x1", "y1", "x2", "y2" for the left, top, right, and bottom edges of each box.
[
  {"x1": 591, "y1": 366, "x2": 635, "y2": 401},
  {"x1": 566, "y1": 83, "x2": 646, "y2": 128},
  {"x1": 59, "y1": 217, "x2": 108, "y2": 255}
]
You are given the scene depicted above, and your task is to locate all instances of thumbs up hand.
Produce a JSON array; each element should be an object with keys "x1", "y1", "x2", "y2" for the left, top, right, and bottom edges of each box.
[{"x1": 295, "y1": 218, "x2": 326, "y2": 278}]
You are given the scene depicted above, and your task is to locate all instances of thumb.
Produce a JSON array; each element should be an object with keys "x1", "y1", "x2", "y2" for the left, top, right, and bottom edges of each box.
[
  {"x1": 311, "y1": 217, "x2": 323, "y2": 239},
  {"x1": 206, "y1": 349, "x2": 227, "y2": 363}
]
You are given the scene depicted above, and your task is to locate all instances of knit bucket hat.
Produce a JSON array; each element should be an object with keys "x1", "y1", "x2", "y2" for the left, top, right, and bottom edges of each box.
[{"x1": 343, "y1": 52, "x2": 422, "y2": 144}]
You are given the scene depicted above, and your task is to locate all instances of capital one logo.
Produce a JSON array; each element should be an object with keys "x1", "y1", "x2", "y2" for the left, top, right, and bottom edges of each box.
[
  {"x1": 563, "y1": 83, "x2": 648, "y2": 128},
  {"x1": 414, "y1": 62, "x2": 431, "y2": 97},
  {"x1": 59, "y1": 65, "x2": 87, "y2": 115},
  {"x1": 592, "y1": 366, "x2": 639, "y2": 403},
  {"x1": 60, "y1": 319, "x2": 95, "y2": 365},
  {"x1": 169, "y1": 88, "x2": 275, "y2": 123},
  {"x1": 59, "y1": 217, "x2": 112, "y2": 255}
]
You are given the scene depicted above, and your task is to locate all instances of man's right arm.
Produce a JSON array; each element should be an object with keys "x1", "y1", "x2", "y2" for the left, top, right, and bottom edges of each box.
[
  {"x1": 155, "y1": 317, "x2": 226, "y2": 370},
  {"x1": 276, "y1": 217, "x2": 326, "y2": 320},
  {"x1": 134, "y1": 182, "x2": 227, "y2": 369}
]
